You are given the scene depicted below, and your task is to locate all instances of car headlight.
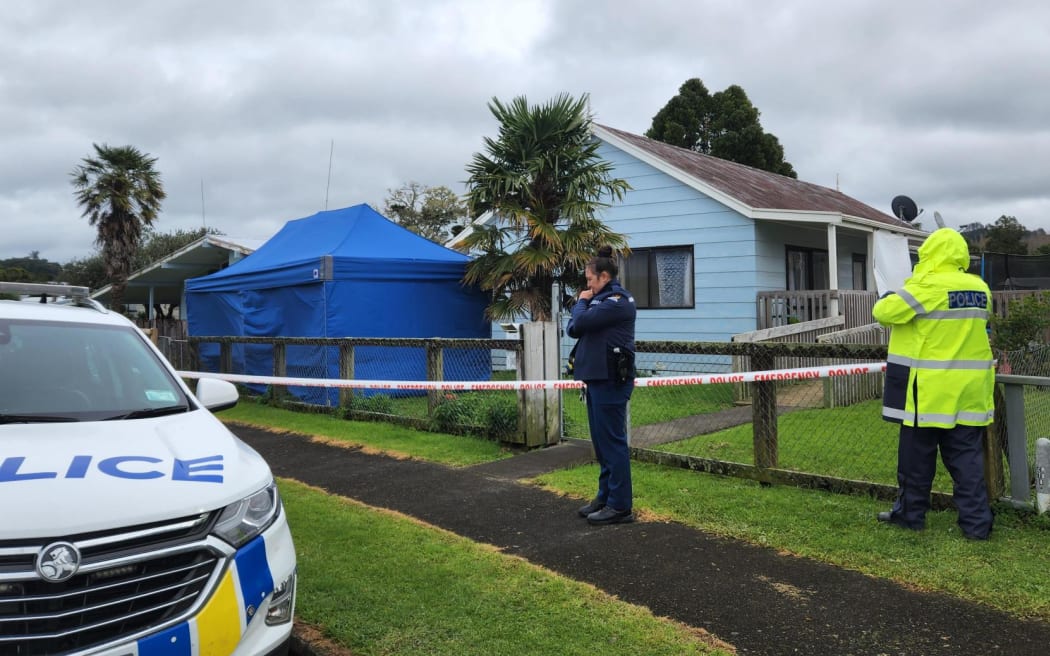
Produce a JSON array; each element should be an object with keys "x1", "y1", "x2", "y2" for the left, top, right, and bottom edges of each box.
[{"x1": 212, "y1": 481, "x2": 281, "y2": 548}]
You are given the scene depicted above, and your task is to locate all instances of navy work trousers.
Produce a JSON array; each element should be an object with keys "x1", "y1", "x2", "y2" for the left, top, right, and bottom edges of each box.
[
  {"x1": 890, "y1": 423, "x2": 994, "y2": 539},
  {"x1": 584, "y1": 379, "x2": 634, "y2": 512}
]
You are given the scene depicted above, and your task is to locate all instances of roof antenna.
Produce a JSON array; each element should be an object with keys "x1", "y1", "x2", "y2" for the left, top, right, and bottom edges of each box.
[
  {"x1": 324, "y1": 139, "x2": 334, "y2": 211},
  {"x1": 200, "y1": 178, "x2": 207, "y2": 228}
]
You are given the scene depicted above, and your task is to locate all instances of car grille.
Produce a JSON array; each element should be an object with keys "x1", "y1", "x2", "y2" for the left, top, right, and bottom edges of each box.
[{"x1": 0, "y1": 513, "x2": 222, "y2": 655}]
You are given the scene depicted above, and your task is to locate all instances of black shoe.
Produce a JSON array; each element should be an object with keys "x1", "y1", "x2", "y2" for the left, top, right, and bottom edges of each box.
[
  {"x1": 587, "y1": 506, "x2": 634, "y2": 525},
  {"x1": 578, "y1": 498, "x2": 606, "y2": 518}
]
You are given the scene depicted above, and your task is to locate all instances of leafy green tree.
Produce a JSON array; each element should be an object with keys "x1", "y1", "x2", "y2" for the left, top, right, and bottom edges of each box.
[
  {"x1": 0, "y1": 253, "x2": 61, "y2": 282},
  {"x1": 59, "y1": 255, "x2": 109, "y2": 291},
  {"x1": 133, "y1": 226, "x2": 219, "y2": 270},
  {"x1": 60, "y1": 227, "x2": 218, "y2": 300},
  {"x1": 383, "y1": 183, "x2": 468, "y2": 243},
  {"x1": 0, "y1": 267, "x2": 33, "y2": 282},
  {"x1": 647, "y1": 78, "x2": 797, "y2": 177},
  {"x1": 982, "y1": 215, "x2": 1028, "y2": 254},
  {"x1": 1035, "y1": 243, "x2": 1050, "y2": 255},
  {"x1": 70, "y1": 144, "x2": 166, "y2": 311},
  {"x1": 462, "y1": 93, "x2": 630, "y2": 321}
]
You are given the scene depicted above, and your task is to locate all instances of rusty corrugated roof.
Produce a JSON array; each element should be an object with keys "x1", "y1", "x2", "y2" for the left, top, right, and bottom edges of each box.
[{"x1": 595, "y1": 124, "x2": 915, "y2": 230}]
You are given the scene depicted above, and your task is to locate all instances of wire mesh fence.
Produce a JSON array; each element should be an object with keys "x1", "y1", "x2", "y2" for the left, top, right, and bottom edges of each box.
[
  {"x1": 184, "y1": 336, "x2": 524, "y2": 439},
  {"x1": 561, "y1": 341, "x2": 908, "y2": 496},
  {"x1": 177, "y1": 334, "x2": 1049, "y2": 506},
  {"x1": 995, "y1": 344, "x2": 1050, "y2": 501}
]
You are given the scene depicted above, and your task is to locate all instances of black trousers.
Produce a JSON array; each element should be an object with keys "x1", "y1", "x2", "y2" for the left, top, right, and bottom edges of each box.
[{"x1": 890, "y1": 424, "x2": 994, "y2": 538}]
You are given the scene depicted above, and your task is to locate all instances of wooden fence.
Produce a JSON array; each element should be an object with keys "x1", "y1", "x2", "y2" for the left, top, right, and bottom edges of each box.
[
  {"x1": 817, "y1": 322, "x2": 888, "y2": 407},
  {"x1": 730, "y1": 316, "x2": 845, "y2": 404},
  {"x1": 758, "y1": 288, "x2": 1047, "y2": 334}
]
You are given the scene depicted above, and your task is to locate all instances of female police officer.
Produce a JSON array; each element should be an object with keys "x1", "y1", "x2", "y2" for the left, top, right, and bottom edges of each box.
[{"x1": 567, "y1": 246, "x2": 637, "y2": 525}]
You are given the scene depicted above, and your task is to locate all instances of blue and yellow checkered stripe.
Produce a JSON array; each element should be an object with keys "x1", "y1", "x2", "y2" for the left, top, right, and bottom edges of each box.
[{"x1": 134, "y1": 535, "x2": 275, "y2": 656}]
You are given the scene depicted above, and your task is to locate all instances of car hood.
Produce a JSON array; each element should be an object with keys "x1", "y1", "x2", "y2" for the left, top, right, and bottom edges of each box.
[{"x1": 0, "y1": 410, "x2": 272, "y2": 540}]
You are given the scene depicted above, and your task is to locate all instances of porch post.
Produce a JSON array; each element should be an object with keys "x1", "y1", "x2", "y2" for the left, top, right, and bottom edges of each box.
[
  {"x1": 826, "y1": 224, "x2": 840, "y2": 316},
  {"x1": 866, "y1": 231, "x2": 875, "y2": 291}
]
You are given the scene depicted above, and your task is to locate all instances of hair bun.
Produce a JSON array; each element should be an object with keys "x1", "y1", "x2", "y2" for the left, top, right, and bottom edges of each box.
[{"x1": 597, "y1": 245, "x2": 613, "y2": 258}]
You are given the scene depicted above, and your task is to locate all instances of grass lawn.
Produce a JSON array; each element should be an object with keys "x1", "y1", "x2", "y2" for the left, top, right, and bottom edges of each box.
[
  {"x1": 562, "y1": 383, "x2": 735, "y2": 439},
  {"x1": 228, "y1": 395, "x2": 1050, "y2": 631},
  {"x1": 535, "y1": 462, "x2": 1050, "y2": 622},
  {"x1": 653, "y1": 398, "x2": 956, "y2": 492},
  {"x1": 219, "y1": 402, "x2": 513, "y2": 467},
  {"x1": 281, "y1": 478, "x2": 730, "y2": 656}
]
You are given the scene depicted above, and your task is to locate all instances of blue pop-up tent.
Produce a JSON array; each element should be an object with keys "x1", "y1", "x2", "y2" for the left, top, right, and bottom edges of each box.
[{"x1": 185, "y1": 204, "x2": 491, "y2": 403}]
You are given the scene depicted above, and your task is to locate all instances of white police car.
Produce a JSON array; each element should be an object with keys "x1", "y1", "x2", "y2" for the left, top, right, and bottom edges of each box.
[{"x1": 0, "y1": 283, "x2": 296, "y2": 656}]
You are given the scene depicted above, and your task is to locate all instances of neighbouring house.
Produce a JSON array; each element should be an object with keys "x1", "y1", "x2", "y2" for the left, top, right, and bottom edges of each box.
[
  {"x1": 450, "y1": 124, "x2": 928, "y2": 353},
  {"x1": 91, "y1": 234, "x2": 265, "y2": 336}
]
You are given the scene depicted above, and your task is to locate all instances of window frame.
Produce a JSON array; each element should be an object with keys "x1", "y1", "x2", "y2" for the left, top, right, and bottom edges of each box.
[
  {"x1": 619, "y1": 245, "x2": 695, "y2": 310},
  {"x1": 785, "y1": 245, "x2": 830, "y2": 291},
  {"x1": 851, "y1": 253, "x2": 868, "y2": 291}
]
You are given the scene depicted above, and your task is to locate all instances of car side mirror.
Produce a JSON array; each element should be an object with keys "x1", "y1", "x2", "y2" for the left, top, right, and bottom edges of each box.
[{"x1": 195, "y1": 377, "x2": 239, "y2": 412}]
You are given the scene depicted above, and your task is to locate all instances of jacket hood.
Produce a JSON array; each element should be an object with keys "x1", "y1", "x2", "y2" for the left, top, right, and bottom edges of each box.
[{"x1": 913, "y1": 228, "x2": 970, "y2": 280}]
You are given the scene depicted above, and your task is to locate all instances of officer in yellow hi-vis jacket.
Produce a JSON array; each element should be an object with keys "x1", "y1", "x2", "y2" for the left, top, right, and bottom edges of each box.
[{"x1": 872, "y1": 227, "x2": 995, "y2": 540}]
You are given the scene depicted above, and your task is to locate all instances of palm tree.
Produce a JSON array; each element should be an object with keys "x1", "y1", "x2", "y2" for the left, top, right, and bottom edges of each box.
[
  {"x1": 462, "y1": 93, "x2": 630, "y2": 321},
  {"x1": 70, "y1": 144, "x2": 166, "y2": 311}
]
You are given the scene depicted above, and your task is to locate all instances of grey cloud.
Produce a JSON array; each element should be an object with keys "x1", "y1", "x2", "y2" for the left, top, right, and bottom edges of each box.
[{"x1": 3, "y1": 0, "x2": 1048, "y2": 264}]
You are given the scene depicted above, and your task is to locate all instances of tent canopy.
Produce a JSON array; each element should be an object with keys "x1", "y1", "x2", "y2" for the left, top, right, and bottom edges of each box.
[
  {"x1": 184, "y1": 205, "x2": 492, "y2": 402},
  {"x1": 185, "y1": 204, "x2": 470, "y2": 292}
]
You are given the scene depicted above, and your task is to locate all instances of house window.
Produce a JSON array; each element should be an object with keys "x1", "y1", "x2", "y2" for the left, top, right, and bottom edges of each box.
[
  {"x1": 851, "y1": 253, "x2": 868, "y2": 290},
  {"x1": 785, "y1": 246, "x2": 829, "y2": 291},
  {"x1": 619, "y1": 246, "x2": 694, "y2": 309}
]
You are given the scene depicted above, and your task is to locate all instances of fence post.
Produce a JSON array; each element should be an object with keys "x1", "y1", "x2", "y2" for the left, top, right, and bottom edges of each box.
[
  {"x1": 270, "y1": 342, "x2": 287, "y2": 403},
  {"x1": 750, "y1": 347, "x2": 779, "y2": 470},
  {"x1": 339, "y1": 343, "x2": 355, "y2": 408},
  {"x1": 521, "y1": 321, "x2": 561, "y2": 447},
  {"x1": 187, "y1": 338, "x2": 200, "y2": 372},
  {"x1": 986, "y1": 384, "x2": 1008, "y2": 501},
  {"x1": 219, "y1": 342, "x2": 232, "y2": 374},
  {"x1": 1002, "y1": 382, "x2": 1030, "y2": 505},
  {"x1": 426, "y1": 341, "x2": 444, "y2": 417}
]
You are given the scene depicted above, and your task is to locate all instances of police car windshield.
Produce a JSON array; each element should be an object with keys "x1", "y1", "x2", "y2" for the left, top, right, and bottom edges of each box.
[{"x1": 0, "y1": 319, "x2": 190, "y2": 422}]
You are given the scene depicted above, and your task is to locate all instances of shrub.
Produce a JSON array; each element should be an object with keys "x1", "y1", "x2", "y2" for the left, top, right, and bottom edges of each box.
[
  {"x1": 991, "y1": 292, "x2": 1050, "y2": 352},
  {"x1": 992, "y1": 293, "x2": 1050, "y2": 376},
  {"x1": 431, "y1": 393, "x2": 519, "y2": 440},
  {"x1": 339, "y1": 392, "x2": 394, "y2": 418}
]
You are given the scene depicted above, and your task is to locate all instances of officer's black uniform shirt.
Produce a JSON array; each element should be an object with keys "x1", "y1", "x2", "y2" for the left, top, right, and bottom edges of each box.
[{"x1": 566, "y1": 280, "x2": 636, "y2": 382}]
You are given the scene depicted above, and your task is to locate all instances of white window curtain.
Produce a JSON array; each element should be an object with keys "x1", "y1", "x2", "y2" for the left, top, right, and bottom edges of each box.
[{"x1": 655, "y1": 250, "x2": 691, "y2": 306}]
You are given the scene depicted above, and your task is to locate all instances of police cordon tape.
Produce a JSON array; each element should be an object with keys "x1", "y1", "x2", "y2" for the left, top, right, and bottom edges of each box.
[{"x1": 177, "y1": 362, "x2": 887, "y2": 392}]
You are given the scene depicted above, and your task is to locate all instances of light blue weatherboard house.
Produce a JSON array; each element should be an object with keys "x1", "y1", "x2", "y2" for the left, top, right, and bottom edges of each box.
[{"x1": 450, "y1": 124, "x2": 925, "y2": 372}]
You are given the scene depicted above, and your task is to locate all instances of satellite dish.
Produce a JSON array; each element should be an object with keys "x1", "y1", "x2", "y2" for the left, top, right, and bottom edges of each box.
[
  {"x1": 933, "y1": 211, "x2": 946, "y2": 228},
  {"x1": 891, "y1": 195, "x2": 920, "y2": 222}
]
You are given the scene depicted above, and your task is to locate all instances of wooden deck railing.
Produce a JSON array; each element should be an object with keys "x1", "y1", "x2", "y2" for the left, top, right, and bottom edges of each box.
[
  {"x1": 757, "y1": 289, "x2": 1045, "y2": 330},
  {"x1": 817, "y1": 322, "x2": 888, "y2": 407}
]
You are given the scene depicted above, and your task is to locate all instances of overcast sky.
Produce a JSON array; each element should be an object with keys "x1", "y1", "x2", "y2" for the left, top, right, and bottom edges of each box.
[{"x1": 3, "y1": 0, "x2": 1048, "y2": 262}]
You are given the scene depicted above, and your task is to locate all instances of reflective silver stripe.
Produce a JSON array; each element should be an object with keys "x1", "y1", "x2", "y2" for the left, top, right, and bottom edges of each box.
[
  {"x1": 883, "y1": 407, "x2": 994, "y2": 424},
  {"x1": 917, "y1": 410, "x2": 995, "y2": 424},
  {"x1": 894, "y1": 288, "x2": 926, "y2": 315},
  {"x1": 886, "y1": 353, "x2": 911, "y2": 367},
  {"x1": 882, "y1": 406, "x2": 910, "y2": 420},
  {"x1": 885, "y1": 354, "x2": 992, "y2": 370},
  {"x1": 922, "y1": 309, "x2": 989, "y2": 320}
]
